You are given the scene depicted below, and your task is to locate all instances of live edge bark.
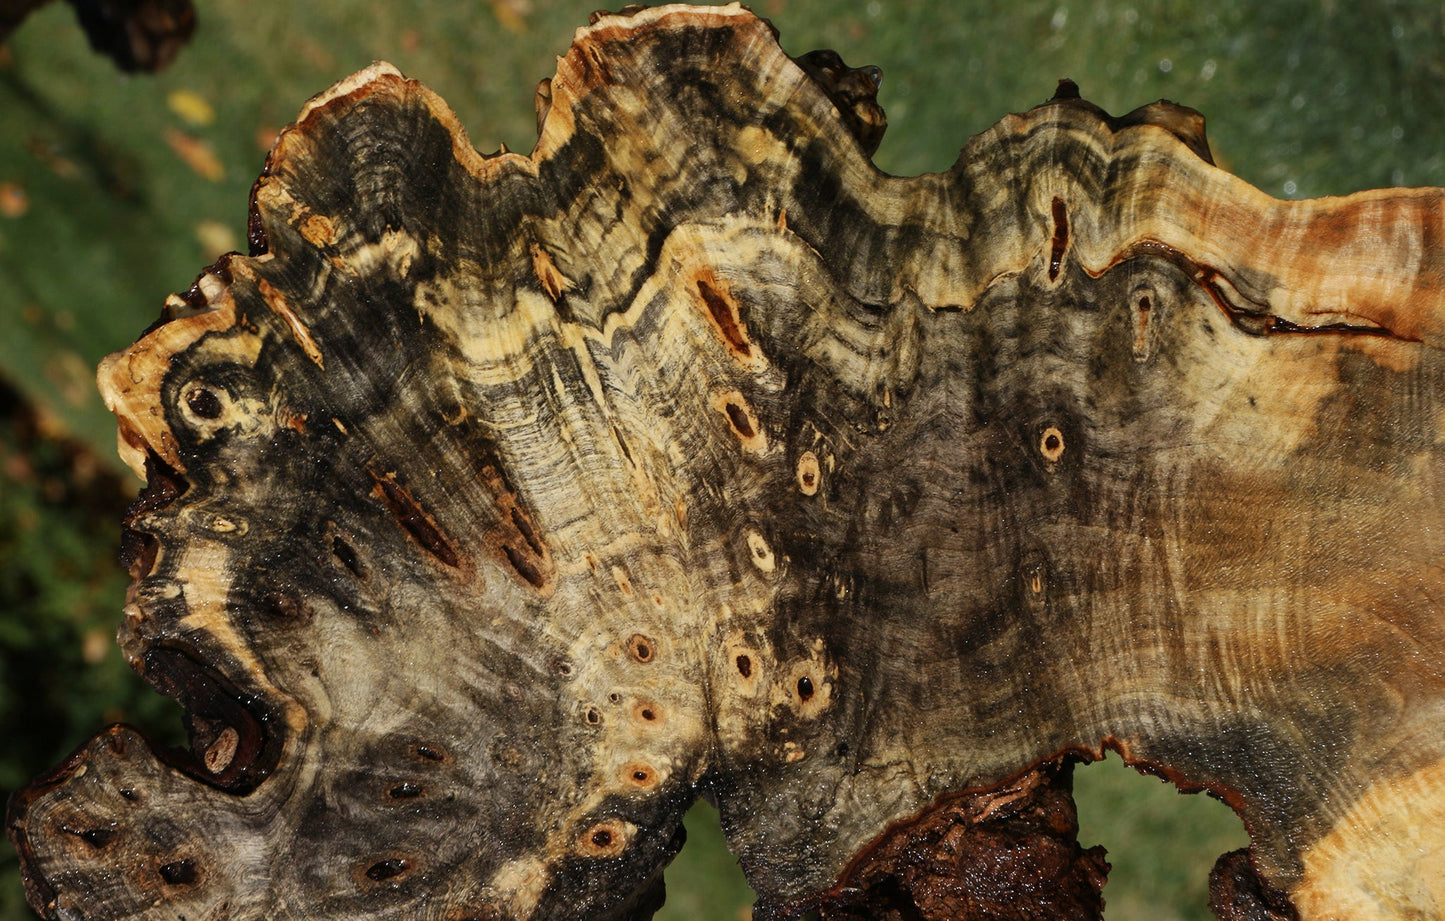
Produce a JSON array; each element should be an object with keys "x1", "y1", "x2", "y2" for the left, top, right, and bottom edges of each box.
[{"x1": 9, "y1": 5, "x2": 1445, "y2": 920}]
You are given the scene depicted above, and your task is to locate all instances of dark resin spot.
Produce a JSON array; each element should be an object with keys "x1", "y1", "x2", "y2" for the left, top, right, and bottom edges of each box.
[
  {"x1": 1049, "y1": 196, "x2": 1069, "y2": 282},
  {"x1": 366, "y1": 858, "x2": 410, "y2": 881},
  {"x1": 371, "y1": 473, "x2": 461, "y2": 569},
  {"x1": 625, "y1": 762, "x2": 660, "y2": 788},
  {"x1": 578, "y1": 820, "x2": 628, "y2": 857},
  {"x1": 331, "y1": 535, "x2": 366, "y2": 579},
  {"x1": 1040, "y1": 426, "x2": 1066, "y2": 463},
  {"x1": 389, "y1": 782, "x2": 423, "y2": 799},
  {"x1": 628, "y1": 634, "x2": 655, "y2": 662},
  {"x1": 502, "y1": 543, "x2": 548, "y2": 589},
  {"x1": 724, "y1": 400, "x2": 756, "y2": 438},
  {"x1": 697, "y1": 278, "x2": 751, "y2": 357},
  {"x1": 260, "y1": 590, "x2": 300, "y2": 619},
  {"x1": 415, "y1": 744, "x2": 446, "y2": 762},
  {"x1": 159, "y1": 859, "x2": 198, "y2": 885},
  {"x1": 798, "y1": 675, "x2": 815, "y2": 701},
  {"x1": 510, "y1": 505, "x2": 545, "y2": 557},
  {"x1": 185, "y1": 387, "x2": 222, "y2": 419},
  {"x1": 68, "y1": 826, "x2": 116, "y2": 848}
]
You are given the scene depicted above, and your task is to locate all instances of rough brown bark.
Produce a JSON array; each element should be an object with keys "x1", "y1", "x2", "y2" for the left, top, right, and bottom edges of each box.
[
  {"x1": 1209, "y1": 850, "x2": 1300, "y2": 921},
  {"x1": 10, "y1": 5, "x2": 1445, "y2": 920},
  {"x1": 814, "y1": 758, "x2": 1109, "y2": 921}
]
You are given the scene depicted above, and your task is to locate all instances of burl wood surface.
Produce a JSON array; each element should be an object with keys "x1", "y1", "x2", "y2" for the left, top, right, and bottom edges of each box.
[{"x1": 10, "y1": 4, "x2": 1445, "y2": 919}]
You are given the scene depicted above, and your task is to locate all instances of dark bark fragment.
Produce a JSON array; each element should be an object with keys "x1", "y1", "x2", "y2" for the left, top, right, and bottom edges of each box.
[
  {"x1": 69, "y1": 0, "x2": 195, "y2": 71},
  {"x1": 1, "y1": 0, "x2": 195, "y2": 71},
  {"x1": 817, "y1": 759, "x2": 1108, "y2": 921},
  {"x1": 1209, "y1": 850, "x2": 1301, "y2": 921}
]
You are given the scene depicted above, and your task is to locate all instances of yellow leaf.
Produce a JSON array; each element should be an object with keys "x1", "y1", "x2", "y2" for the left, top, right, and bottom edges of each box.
[{"x1": 167, "y1": 89, "x2": 216, "y2": 127}]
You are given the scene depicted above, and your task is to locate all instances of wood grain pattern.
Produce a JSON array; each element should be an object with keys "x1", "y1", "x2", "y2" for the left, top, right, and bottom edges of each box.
[{"x1": 9, "y1": 5, "x2": 1445, "y2": 919}]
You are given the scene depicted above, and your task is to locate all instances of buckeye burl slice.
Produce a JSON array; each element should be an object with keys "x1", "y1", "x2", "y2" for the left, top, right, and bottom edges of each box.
[{"x1": 11, "y1": 5, "x2": 1445, "y2": 920}]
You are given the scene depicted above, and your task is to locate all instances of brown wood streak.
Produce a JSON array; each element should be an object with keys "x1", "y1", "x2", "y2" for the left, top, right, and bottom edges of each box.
[{"x1": 8, "y1": 5, "x2": 1445, "y2": 921}]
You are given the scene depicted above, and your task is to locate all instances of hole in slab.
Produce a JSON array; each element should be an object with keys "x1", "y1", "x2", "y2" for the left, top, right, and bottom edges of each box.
[
  {"x1": 260, "y1": 590, "x2": 301, "y2": 620},
  {"x1": 696, "y1": 277, "x2": 752, "y2": 359},
  {"x1": 628, "y1": 634, "x2": 655, "y2": 663},
  {"x1": 502, "y1": 543, "x2": 548, "y2": 589},
  {"x1": 654, "y1": 802, "x2": 756, "y2": 919},
  {"x1": 371, "y1": 472, "x2": 462, "y2": 569},
  {"x1": 414, "y1": 743, "x2": 447, "y2": 763},
  {"x1": 577, "y1": 820, "x2": 630, "y2": 858},
  {"x1": 624, "y1": 762, "x2": 658, "y2": 789},
  {"x1": 142, "y1": 644, "x2": 279, "y2": 793},
  {"x1": 633, "y1": 700, "x2": 661, "y2": 723},
  {"x1": 711, "y1": 389, "x2": 767, "y2": 452},
  {"x1": 796, "y1": 451, "x2": 820, "y2": 495},
  {"x1": 724, "y1": 400, "x2": 755, "y2": 438},
  {"x1": 583, "y1": 707, "x2": 603, "y2": 726},
  {"x1": 735, "y1": 654, "x2": 752, "y2": 678},
  {"x1": 1049, "y1": 196, "x2": 1069, "y2": 282},
  {"x1": 365, "y1": 858, "x2": 410, "y2": 882},
  {"x1": 158, "y1": 859, "x2": 199, "y2": 886},
  {"x1": 1039, "y1": 426, "x2": 1065, "y2": 464},
  {"x1": 184, "y1": 386, "x2": 223, "y2": 420},
  {"x1": 331, "y1": 534, "x2": 367, "y2": 579},
  {"x1": 64, "y1": 825, "x2": 116, "y2": 849},
  {"x1": 797, "y1": 675, "x2": 815, "y2": 702},
  {"x1": 1073, "y1": 752, "x2": 1249, "y2": 919}
]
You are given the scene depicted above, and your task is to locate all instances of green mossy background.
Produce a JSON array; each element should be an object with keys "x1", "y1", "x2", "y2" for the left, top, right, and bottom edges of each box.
[{"x1": 1, "y1": 2, "x2": 1442, "y2": 919}]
